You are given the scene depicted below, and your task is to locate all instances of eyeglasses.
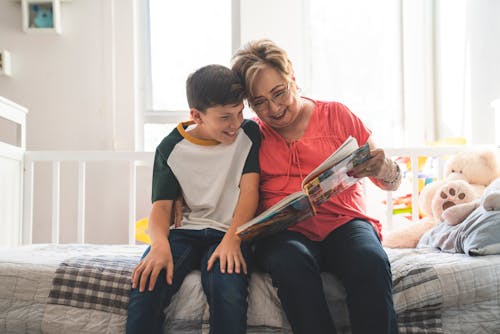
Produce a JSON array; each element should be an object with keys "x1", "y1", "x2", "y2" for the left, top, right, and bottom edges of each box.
[{"x1": 249, "y1": 82, "x2": 291, "y2": 113}]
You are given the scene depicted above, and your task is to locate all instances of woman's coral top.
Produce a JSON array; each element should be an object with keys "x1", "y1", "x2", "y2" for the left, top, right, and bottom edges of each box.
[{"x1": 255, "y1": 99, "x2": 382, "y2": 241}]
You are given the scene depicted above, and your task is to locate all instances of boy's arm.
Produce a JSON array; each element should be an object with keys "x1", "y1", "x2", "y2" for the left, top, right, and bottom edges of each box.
[
  {"x1": 207, "y1": 172, "x2": 259, "y2": 274},
  {"x1": 131, "y1": 199, "x2": 174, "y2": 292}
]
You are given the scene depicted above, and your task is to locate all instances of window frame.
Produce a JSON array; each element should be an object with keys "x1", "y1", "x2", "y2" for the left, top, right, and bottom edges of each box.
[{"x1": 143, "y1": 0, "x2": 241, "y2": 126}]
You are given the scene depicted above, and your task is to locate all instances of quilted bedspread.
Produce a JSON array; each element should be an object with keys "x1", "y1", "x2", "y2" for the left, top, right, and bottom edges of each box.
[{"x1": 1, "y1": 244, "x2": 500, "y2": 334}]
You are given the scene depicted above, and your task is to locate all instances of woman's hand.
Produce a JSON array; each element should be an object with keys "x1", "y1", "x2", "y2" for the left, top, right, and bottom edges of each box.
[
  {"x1": 171, "y1": 195, "x2": 185, "y2": 228},
  {"x1": 351, "y1": 148, "x2": 388, "y2": 179},
  {"x1": 131, "y1": 239, "x2": 174, "y2": 292},
  {"x1": 207, "y1": 233, "x2": 247, "y2": 275}
]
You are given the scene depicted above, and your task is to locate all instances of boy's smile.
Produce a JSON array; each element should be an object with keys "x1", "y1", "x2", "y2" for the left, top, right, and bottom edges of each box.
[{"x1": 189, "y1": 103, "x2": 245, "y2": 145}]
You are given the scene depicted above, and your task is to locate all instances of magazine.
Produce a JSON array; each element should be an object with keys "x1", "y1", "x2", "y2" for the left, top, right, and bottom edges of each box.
[{"x1": 236, "y1": 136, "x2": 371, "y2": 241}]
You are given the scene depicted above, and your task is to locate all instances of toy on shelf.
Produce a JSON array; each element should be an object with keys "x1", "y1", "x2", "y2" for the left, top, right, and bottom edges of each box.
[{"x1": 387, "y1": 156, "x2": 437, "y2": 221}]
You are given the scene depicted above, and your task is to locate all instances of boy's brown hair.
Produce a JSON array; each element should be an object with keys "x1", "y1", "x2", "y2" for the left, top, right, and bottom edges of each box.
[{"x1": 186, "y1": 64, "x2": 245, "y2": 112}]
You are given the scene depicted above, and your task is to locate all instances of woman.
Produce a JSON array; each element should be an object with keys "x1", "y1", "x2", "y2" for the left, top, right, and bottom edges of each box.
[{"x1": 231, "y1": 39, "x2": 401, "y2": 334}]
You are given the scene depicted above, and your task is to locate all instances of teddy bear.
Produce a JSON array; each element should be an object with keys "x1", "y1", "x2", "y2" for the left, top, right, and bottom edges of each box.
[
  {"x1": 442, "y1": 177, "x2": 500, "y2": 226},
  {"x1": 382, "y1": 149, "x2": 499, "y2": 248},
  {"x1": 419, "y1": 149, "x2": 499, "y2": 219},
  {"x1": 420, "y1": 150, "x2": 500, "y2": 214},
  {"x1": 382, "y1": 179, "x2": 476, "y2": 248},
  {"x1": 417, "y1": 177, "x2": 500, "y2": 255}
]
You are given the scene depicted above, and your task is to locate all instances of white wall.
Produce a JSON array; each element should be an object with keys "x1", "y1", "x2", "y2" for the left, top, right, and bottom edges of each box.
[
  {"x1": 0, "y1": 0, "x2": 138, "y2": 151},
  {"x1": 0, "y1": 0, "x2": 150, "y2": 244}
]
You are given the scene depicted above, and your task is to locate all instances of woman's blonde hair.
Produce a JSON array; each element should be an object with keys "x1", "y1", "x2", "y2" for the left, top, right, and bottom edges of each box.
[{"x1": 231, "y1": 39, "x2": 294, "y2": 98}]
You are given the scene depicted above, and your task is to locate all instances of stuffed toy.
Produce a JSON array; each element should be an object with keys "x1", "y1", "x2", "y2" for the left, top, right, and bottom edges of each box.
[
  {"x1": 382, "y1": 180, "x2": 476, "y2": 248},
  {"x1": 443, "y1": 177, "x2": 500, "y2": 226},
  {"x1": 417, "y1": 177, "x2": 500, "y2": 255},
  {"x1": 383, "y1": 150, "x2": 499, "y2": 248},
  {"x1": 419, "y1": 149, "x2": 500, "y2": 218}
]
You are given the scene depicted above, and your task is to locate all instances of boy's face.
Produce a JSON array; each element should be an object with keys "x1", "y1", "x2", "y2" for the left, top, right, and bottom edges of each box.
[{"x1": 191, "y1": 102, "x2": 244, "y2": 144}]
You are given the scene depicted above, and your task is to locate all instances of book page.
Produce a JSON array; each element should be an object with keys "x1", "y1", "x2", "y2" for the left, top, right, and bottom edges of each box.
[
  {"x1": 236, "y1": 192, "x2": 314, "y2": 241},
  {"x1": 301, "y1": 136, "x2": 359, "y2": 187},
  {"x1": 303, "y1": 142, "x2": 371, "y2": 207}
]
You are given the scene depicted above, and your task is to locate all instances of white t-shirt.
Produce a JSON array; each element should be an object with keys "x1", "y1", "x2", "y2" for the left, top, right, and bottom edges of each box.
[{"x1": 152, "y1": 119, "x2": 260, "y2": 232}]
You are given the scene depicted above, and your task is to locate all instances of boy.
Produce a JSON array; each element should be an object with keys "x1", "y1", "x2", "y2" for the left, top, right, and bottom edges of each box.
[{"x1": 126, "y1": 64, "x2": 260, "y2": 334}]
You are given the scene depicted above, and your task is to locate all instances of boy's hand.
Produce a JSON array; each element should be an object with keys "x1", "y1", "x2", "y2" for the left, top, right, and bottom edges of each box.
[
  {"x1": 131, "y1": 240, "x2": 174, "y2": 292},
  {"x1": 207, "y1": 234, "x2": 247, "y2": 275}
]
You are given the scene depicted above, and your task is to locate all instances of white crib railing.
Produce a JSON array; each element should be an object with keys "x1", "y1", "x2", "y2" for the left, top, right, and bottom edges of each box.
[
  {"x1": 22, "y1": 151, "x2": 154, "y2": 245},
  {"x1": 21, "y1": 146, "x2": 498, "y2": 245},
  {"x1": 382, "y1": 146, "x2": 484, "y2": 228}
]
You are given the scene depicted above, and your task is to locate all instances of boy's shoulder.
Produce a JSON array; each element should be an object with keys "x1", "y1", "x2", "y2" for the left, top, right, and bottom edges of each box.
[
  {"x1": 156, "y1": 125, "x2": 184, "y2": 155},
  {"x1": 155, "y1": 120, "x2": 259, "y2": 155},
  {"x1": 241, "y1": 118, "x2": 258, "y2": 128},
  {"x1": 241, "y1": 119, "x2": 260, "y2": 138}
]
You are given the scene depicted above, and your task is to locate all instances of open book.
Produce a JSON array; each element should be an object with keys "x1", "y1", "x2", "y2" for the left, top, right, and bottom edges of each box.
[{"x1": 236, "y1": 136, "x2": 371, "y2": 241}]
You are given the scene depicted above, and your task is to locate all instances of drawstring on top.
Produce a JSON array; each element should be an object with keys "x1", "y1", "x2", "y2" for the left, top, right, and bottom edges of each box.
[
  {"x1": 260, "y1": 140, "x2": 306, "y2": 202},
  {"x1": 288, "y1": 141, "x2": 305, "y2": 182}
]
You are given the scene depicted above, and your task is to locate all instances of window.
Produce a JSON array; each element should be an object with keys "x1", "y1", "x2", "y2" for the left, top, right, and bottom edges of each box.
[
  {"x1": 435, "y1": 0, "x2": 468, "y2": 140},
  {"x1": 306, "y1": 0, "x2": 403, "y2": 147},
  {"x1": 145, "y1": 0, "x2": 234, "y2": 151},
  {"x1": 145, "y1": 0, "x2": 498, "y2": 149}
]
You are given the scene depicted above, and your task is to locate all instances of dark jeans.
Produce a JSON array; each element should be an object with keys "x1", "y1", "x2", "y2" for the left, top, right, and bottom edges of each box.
[
  {"x1": 255, "y1": 219, "x2": 399, "y2": 334},
  {"x1": 126, "y1": 228, "x2": 253, "y2": 334}
]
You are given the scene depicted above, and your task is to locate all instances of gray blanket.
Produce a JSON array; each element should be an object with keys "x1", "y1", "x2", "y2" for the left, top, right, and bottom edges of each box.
[{"x1": 418, "y1": 206, "x2": 500, "y2": 255}]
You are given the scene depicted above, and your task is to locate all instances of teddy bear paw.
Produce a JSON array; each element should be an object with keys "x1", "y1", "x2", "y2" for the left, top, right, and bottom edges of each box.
[{"x1": 438, "y1": 186, "x2": 469, "y2": 212}]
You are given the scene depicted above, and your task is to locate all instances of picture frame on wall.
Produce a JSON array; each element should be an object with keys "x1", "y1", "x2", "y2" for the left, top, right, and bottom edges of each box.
[{"x1": 22, "y1": 0, "x2": 61, "y2": 34}]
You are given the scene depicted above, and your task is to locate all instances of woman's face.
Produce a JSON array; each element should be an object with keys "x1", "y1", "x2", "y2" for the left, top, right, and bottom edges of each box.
[{"x1": 250, "y1": 66, "x2": 300, "y2": 130}]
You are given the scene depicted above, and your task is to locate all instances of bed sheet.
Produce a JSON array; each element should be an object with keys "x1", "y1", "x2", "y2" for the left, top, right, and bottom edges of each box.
[{"x1": 1, "y1": 244, "x2": 500, "y2": 334}]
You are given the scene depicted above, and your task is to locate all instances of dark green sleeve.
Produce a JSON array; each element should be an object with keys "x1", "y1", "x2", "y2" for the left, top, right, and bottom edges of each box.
[
  {"x1": 151, "y1": 137, "x2": 181, "y2": 203},
  {"x1": 241, "y1": 119, "x2": 261, "y2": 174}
]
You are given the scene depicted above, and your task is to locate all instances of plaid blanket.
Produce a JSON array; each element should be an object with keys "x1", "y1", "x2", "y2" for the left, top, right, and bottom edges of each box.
[
  {"x1": 48, "y1": 256, "x2": 135, "y2": 315},
  {"x1": 388, "y1": 249, "x2": 443, "y2": 333}
]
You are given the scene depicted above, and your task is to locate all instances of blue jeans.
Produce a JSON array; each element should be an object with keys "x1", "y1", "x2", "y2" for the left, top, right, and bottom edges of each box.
[
  {"x1": 126, "y1": 228, "x2": 253, "y2": 334},
  {"x1": 255, "y1": 219, "x2": 398, "y2": 334}
]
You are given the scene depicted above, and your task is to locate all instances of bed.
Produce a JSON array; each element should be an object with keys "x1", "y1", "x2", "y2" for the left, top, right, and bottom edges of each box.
[{"x1": 1, "y1": 97, "x2": 500, "y2": 333}]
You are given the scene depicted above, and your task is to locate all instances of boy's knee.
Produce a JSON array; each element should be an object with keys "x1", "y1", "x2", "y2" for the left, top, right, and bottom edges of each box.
[{"x1": 207, "y1": 272, "x2": 248, "y2": 308}]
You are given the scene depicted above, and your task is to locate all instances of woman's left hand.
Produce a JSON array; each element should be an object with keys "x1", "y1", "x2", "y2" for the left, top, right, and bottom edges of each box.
[{"x1": 350, "y1": 148, "x2": 388, "y2": 179}]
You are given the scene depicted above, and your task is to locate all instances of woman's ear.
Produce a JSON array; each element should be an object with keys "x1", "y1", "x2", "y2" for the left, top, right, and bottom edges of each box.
[{"x1": 190, "y1": 108, "x2": 203, "y2": 124}]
